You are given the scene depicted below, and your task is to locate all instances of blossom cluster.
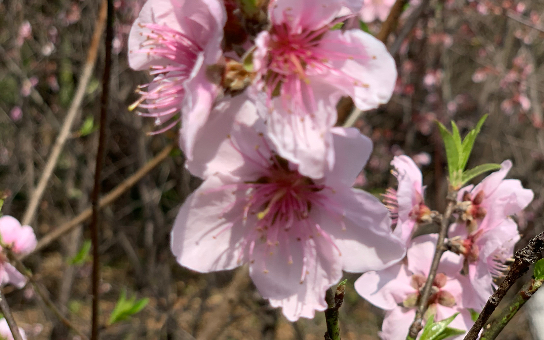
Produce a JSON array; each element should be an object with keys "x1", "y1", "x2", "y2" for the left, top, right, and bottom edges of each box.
[
  {"x1": 127, "y1": 0, "x2": 535, "y2": 336},
  {"x1": 128, "y1": 0, "x2": 405, "y2": 321},
  {"x1": 356, "y1": 156, "x2": 533, "y2": 339}
]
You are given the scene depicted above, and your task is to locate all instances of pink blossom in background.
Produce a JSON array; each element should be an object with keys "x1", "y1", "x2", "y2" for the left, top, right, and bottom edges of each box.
[
  {"x1": 9, "y1": 107, "x2": 22, "y2": 122},
  {"x1": 0, "y1": 216, "x2": 37, "y2": 288},
  {"x1": 360, "y1": 0, "x2": 396, "y2": 22},
  {"x1": 20, "y1": 77, "x2": 38, "y2": 97},
  {"x1": 172, "y1": 100, "x2": 405, "y2": 321},
  {"x1": 128, "y1": 0, "x2": 226, "y2": 159},
  {"x1": 382, "y1": 155, "x2": 430, "y2": 244},
  {"x1": 355, "y1": 235, "x2": 473, "y2": 340},
  {"x1": 0, "y1": 318, "x2": 27, "y2": 340},
  {"x1": 16, "y1": 20, "x2": 32, "y2": 46}
]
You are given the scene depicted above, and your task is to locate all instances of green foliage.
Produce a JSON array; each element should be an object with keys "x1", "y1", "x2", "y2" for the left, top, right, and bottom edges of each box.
[
  {"x1": 68, "y1": 240, "x2": 92, "y2": 265},
  {"x1": 0, "y1": 76, "x2": 18, "y2": 105},
  {"x1": 331, "y1": 22, "x2": 345, "y2": 30},
  {"x1": 419, "y1": 314, "x2": 465, "y2": 340},
  {"x1": 437, "y1": 115, "x2": 500, "y2": 189},
  {"x1": 108, "y1": 289, "x2": 149, "y2": 325},
  {"x1": 79, "y1": 116, "x2": 98, "y2": 137},
  {"x1": 469, "y1": 309, "x2": 479, "y2": 322},
  {"x1": 359, "y1": 20, "x2": 371, "y2": 34},
  {"x1": 534, "y1": 259, "x2": 544, "y2": 281}
]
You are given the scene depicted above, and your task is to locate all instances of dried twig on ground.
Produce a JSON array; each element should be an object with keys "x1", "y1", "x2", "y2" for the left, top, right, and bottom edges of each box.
[
  {"x1": 21, "y1": 0, "x2": 108, "y2": 226},
  {"x1": 21, "y1": 143, "x2": 175, "y2": 259}
]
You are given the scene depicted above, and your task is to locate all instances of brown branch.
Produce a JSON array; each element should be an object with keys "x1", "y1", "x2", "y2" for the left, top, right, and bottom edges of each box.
[
  {"x1": 389, "y1": 0, "x2": 431, "y2": 55},
  {"x1": 377, "y1": 0, "x2": 409, "y2": 43},
  {"x1": 5, "y1": 249, "x2": 89, "y2": 340},
  {"x1": 0, "y1": 290, "x2": 23, "y2": 340},
  {"x1": 91, "y1": 0, "x2": 113, "y2": 336},
  {"x1": 21, "y1": 0, "x2": 109, "y2": 226},
  {"x1": 408, "y1": 189, "x2": 457, "y2": 338},
  {"x1": 463, "y1": 232, "x2": 544, "y2": 340},
  {"x1": 20, "y1": 143, "x2": 175, "y2": 260}
]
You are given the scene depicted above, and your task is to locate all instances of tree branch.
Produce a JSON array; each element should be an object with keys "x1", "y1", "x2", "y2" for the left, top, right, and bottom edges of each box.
[
  {"x1": 0, "y1": 290, "x2": 23, "y2": 340},
  {"x1": 463, "y1": 232, "x2": 544, "y2": 340},
  {"x1": 90, "y1": 0, "x2": 114, "y2": 338},
  {"x1": 408, "y1": 189, "x2": 457, "y2": 338},
  {"x1": 324, "y1": 281, "x2": 346, "y2": 340}
]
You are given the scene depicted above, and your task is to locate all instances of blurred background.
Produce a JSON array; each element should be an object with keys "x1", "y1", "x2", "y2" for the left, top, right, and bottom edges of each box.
[{"x1": 1, "y1": 0, "x2": 543, "y2": 338}]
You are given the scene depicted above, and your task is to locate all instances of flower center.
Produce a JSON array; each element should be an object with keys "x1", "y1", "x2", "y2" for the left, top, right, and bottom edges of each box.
[
  {"x1": 403, "y1": 273, "x2": 456, "y2": 309},
  {"x1": 129, "y1": 23, "x2": 202, "y2": 132}
]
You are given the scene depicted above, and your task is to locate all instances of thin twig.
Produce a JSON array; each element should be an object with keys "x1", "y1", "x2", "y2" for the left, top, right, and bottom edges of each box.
[
  {"x1": 5, "y1": 249, "x2": 89, "y2": 340},
  {"x1": 480, "y1": 278, "x2": 543, "y2": 340},
  {"x1": 90, "y1": 0, "x2": 114, "y2": 338},
  {"x1": 390, "y1": 0, "x2": 431, "y2": 55},
  {"x1": 0, "y1": 290, "x2": 23, "y2": 340},
  {"x1": 21, "y1": 0, "x2": 108, "y2": 226},
  {"x1": 324, "y1": 281, "x2": 346, "y2": 340},
  {"x1": 20, "y1": 143, "x2": 174, "y2": 259},
  {"x1": 408, "y1": 189, "x2": 457, "y2": 338},
  {"x1": 464, "y1": 232, "x2": 544, "y2": 340},
  {"x1": 506, "y1": 10, "x2": 544, "y2": 34},
  {"x1": 376, "y1": 0, "x2": 408, "y2": 43}
]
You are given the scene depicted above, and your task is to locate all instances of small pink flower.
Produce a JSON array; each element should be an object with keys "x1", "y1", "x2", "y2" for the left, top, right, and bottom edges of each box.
[
  {"x1": 16, "y1": 21, "x2": 32, "y2": 46},
  {"x1": 360, "y1": 0, "x2": 396, "y2": 22},
  {"x1": 128, "y1": 0, "x2": 225, "y2": 158},
  {"x1": 0, "y1": 318, "x2": 27, "y2": 340},
  {"x1": 355, "y1": 235, "x2": 473, "y2": 340},
  {"x1": 172, "y1": 100, "x2": 405, "y2": 321},
  {"x1": 383, "y1": 156, "x2": 430, "y2": 244},
  {"x1": 0, "y1": 216, "x2": 37, "y2": 288}
]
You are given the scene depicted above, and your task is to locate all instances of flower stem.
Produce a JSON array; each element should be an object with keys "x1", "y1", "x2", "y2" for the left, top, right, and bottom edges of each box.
[
  {"x1": 408, "y1": 189, "x2": 457, "y2": 338},
  {"x1": 324, "y1": 280, "x2": 346, "y2": 340},
  {"x1": 464, "y1": 231, "x2": 544, "y2": 340},
  {"x1": 479, "y1": 278, "x2": 543, "y2": 340},
  {"x1": 0, "y1": 290, "x2": 23, "y2": 340}
]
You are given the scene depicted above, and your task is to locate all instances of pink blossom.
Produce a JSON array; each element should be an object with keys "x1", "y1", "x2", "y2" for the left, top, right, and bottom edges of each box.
[
  {"x1": 455, "y1": 160, "x2": 533, "y2": 235},
  {"x1": 172, "y1": 100, "x2": 405, "y2": 321},
  {"x1": 253, "y1": 0, "x2": 396, "y2": 115},
  {"x1": 360, "y1": 0, "x2": 396, "y2": 22},
  {"x1": 447, "y1": 160, "x2": 533, "y2": 308},
  {"x1": 355, "y1": 235, "x2": 473, "y2": 340},
  {"x1": 0, "y1": 216, "x2": 37, "y2": 288},
  {"x1": 128, "y1": 0, "x2": 225, "y2": 158},
  {"x1": 16, "y1": 21, "x2": 32, "y2": 46},
  {"x1": 383, "y1": 156, "x2": 430, "y2": 244},
  {"x1": 0, "y1": 318, "x2": 27, "y2": 340}
]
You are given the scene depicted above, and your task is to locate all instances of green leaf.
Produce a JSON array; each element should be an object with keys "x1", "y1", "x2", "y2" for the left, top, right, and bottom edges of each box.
[
  {"x1": 450, "y1": 121, "x2": 463, "y2": 169},
  {"x1": 359, "y1": 20, "x2": 371, "y2": 34},
  {"x1": 79, "y1": 116, "x2": 97, "y2": 137},
  {"x1": 460, "y1": 115, "x2": 488, "y2": 170},
  {"x1": 460, "y1": 163, "x2": 502, "y2": 186},
  {"x1": 331, "y1": 22, "x2": 344, "y2": 30},
  {"x1": 437, "y1": 122, "x2": 459, "y2": 180},
  {"x1": 534, "y1": 259, "x2": 544, "y2": 280},
  {"x1": 68, "y1": 240, "x2": 92, "y2": 265},
  {"x1": 108, "y1": 289, "x2": 149, "y2": 325},
  {"x1": 468, "y1": 308, "x2": 479, "y2": 322},
  {"x1": 434, "y1": 327, "x2": 466, "y2": 340},
  {"x1": 420, "y1": 313, "x2": 462, "y2": 340}
]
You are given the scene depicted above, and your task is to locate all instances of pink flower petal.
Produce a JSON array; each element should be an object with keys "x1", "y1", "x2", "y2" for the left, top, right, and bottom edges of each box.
[{"x1": 171, "y1": 174, "x2": 248, "y2": 272}]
